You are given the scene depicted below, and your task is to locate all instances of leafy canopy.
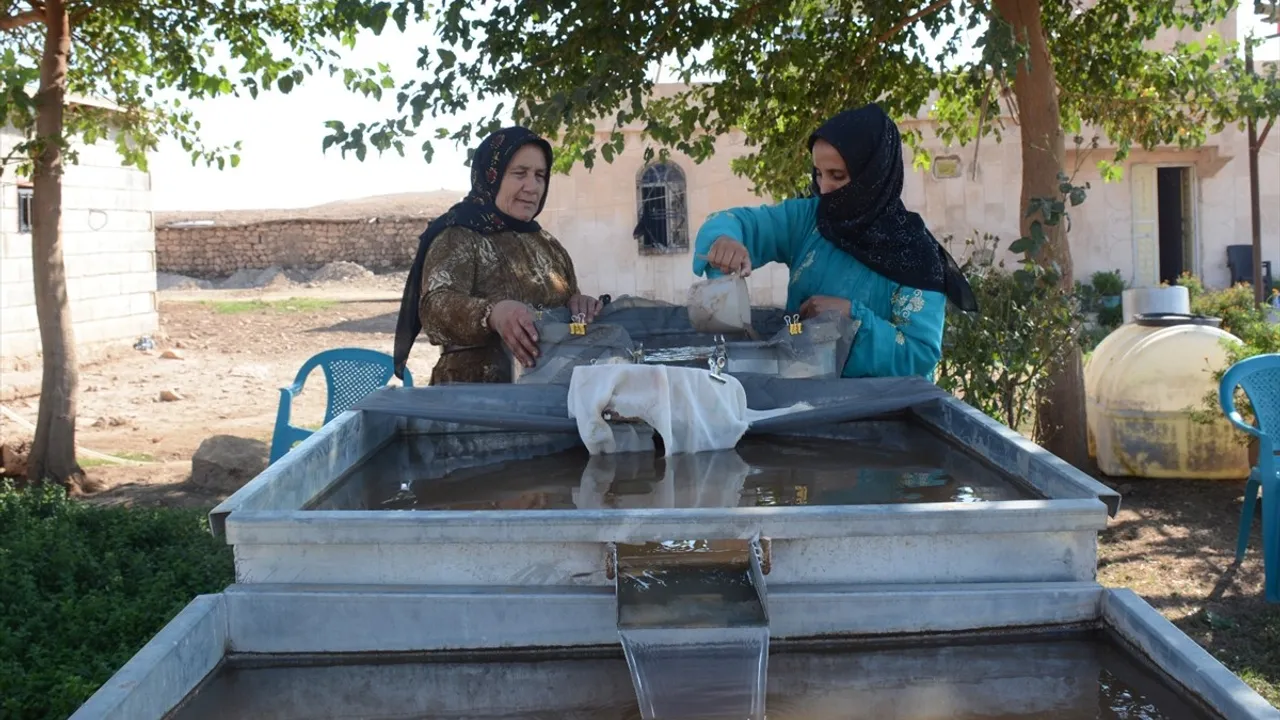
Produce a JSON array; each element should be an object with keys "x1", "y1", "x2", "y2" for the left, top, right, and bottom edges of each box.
[
  {"x1": 327, "y1": 0, "x2": 1280, "y2": 197},
  {"x1": 0, "y1": 0, "x2": 389, "y2": 175}
]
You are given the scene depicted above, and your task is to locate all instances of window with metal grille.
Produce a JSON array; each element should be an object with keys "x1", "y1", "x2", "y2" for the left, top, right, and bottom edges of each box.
[
  {"x1": 633, "y1": 163, "x2": 689, "y2": 255},
  {"x1": 17, "y1": 187, "x2": 33, "y2": 233}
]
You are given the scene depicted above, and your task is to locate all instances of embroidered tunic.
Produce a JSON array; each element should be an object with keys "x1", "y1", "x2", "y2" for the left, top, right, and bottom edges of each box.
[
  {"x1": 694, "y1": 196, "x2": 946, "y2": 379},
  {"x1": 419, "y1": 225, "x2": 579, "y2": 384}
]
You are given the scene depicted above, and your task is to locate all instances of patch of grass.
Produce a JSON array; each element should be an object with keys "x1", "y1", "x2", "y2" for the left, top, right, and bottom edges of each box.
[
  {"x1": 0, "y1": 482, "x2": 233, "y2": 719},
  {"x1": 1175, "y1": 608, "x2": 1280, "y2": 706},
  {"x1": 204, "y1": 297, "x2": 336, "y2": 314},
  {"x1": 78, "y1": 451, "x2": 156, "y2": 468}
]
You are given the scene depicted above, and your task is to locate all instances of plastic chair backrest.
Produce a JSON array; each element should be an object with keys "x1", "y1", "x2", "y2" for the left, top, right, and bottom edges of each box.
[
  {"x1": 1220, "y1": 353, "x2": 1280, "y2": 439},
  {"x1": 290, "y1": 348, "x2": 405, "y2": 424}
]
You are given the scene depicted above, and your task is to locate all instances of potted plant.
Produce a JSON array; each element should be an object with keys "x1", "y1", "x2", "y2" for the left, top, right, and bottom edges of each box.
[{"x1": 1091, "y1": 270, "x2": 1125, "y2": 310}]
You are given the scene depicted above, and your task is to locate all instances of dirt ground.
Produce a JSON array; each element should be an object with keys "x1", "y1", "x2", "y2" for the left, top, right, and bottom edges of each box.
[
  {"x1": 2, "y1": 280, "x2": 1278, "y2": 703},
  {"x1": 0, "y1": 278, "x2": 439, "y2": 507},
  {"x1": 1095, "y1": 476, "x2": 1280, "y2": 702}
]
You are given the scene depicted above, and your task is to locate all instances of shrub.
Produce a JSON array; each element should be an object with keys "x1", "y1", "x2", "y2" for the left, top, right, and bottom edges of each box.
[
  {"x1": 938, "y1": 235, "x2": 1082, "y2": 434},
  {"x1": 0, "y1": 483, "x2": 234, "y2": 719},
  {"x1": 1091, "y1": 269, "x2": 1125, "y2": 297},
  {"x1": 1177, "y1": 275, "x2": 1280, "y2": 440}
]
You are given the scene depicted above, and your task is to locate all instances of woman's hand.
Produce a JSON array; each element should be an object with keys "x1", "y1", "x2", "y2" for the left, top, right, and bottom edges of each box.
[
  {"x1": 489, "y1": 300, "x2": 540, "y2": 368},
  {"x1": 799, "y1": 295, "x2": 852, "y2": 320},
  {"x1": 705, "y1": 236, "x2": 752, "y2": 277},
  {"x1": 568, "y1": 294, "x2": 603, "y2": 322}
]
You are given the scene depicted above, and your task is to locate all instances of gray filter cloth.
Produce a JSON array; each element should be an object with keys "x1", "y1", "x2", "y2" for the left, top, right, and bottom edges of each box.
[
  {"x1": 366, "y1": 295, "x2": 948, "y2": 434},
  {"x1": 353, "y1": 375, "x2": 950, "y2": 435},
  {"x1": 508, "y1": 296, "x2": 857, "y2": 385}
]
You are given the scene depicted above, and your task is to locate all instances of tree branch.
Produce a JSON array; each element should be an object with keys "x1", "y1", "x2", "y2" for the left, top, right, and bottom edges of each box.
[
  {"x1": 1259, "y1": 116, "x2": 1275, "y2": 150},
  {"x1": 0, "y1": 7, "x2": 44, "y2": 30},
  {"x1": 865, "y1": 0, "x2": 953, "y2": 54}
]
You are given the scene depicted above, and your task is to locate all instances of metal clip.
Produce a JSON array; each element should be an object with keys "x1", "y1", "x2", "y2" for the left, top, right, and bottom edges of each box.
[
  {"x1": 708, "y1": 335, "x2": 728, "y2": 383},
  {"x1": 569, "y1": 313, "x2": 587, "y2": 336},
  {"x1": 785, "y1": 314, "x2": 803, "y2": 336}
]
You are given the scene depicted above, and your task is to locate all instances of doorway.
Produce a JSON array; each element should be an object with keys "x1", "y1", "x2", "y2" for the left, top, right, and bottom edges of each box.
[{"x1": 1155, "y1": 166, "x2": 1195, "y2": 285}]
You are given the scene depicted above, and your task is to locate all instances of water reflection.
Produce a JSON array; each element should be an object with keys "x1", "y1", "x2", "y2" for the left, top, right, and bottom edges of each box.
[
  {"x1": 168, "y1": 634, "x2": 1218, "y2": 720},
  {"x1": 308, "y1": 432, "x2": 1034, "y2": 512}
]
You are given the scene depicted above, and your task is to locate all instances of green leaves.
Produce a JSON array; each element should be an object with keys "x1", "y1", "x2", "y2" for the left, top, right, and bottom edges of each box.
[
  {"x1": 936, "y1": 233, "x2": 1083, "y2": 432},
  {"x1": 0, "y1": 483, "x2": 234, "y2": 719},
  {"x1": 317, "y1": 0, "x2": 1273, "y2": 220},
  {"x1": 1, "y1": 1, "x2": 387, "y2": 177}
]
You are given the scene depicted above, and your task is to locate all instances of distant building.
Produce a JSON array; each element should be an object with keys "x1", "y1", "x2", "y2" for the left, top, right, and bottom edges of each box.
[{"x1": 0, "y1": 94, "x2": 158, "y2": 364}]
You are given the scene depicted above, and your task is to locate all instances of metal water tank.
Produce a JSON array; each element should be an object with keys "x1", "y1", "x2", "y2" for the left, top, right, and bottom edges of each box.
[{"x1": 1086, "y1": 313, "x2": 1250, "y2": 479}]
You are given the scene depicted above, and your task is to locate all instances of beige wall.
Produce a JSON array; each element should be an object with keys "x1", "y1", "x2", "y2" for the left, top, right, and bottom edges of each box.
[
  {"x1": 545, "y1": 8, "x2": 1273, "y2": 300},
  {"x1": 541, "y1": 132, "x2": 792, "y2": 306},
  {"x1": 546, "y1": 96, "x2": 1278, "y2": 301},
  {"x1": 905, "y1": 119, "x2": 1279, "y2": 289},
  {"x1": 157, "y1": 218, "x2": 423, "y2": 276},
  {"x1": 0, "y1": 124, "x2": 158, "y2": 362}
]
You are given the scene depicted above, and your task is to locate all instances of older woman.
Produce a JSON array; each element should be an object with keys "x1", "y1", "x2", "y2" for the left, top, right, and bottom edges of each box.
[
  {"x1": 393, "y1": 127, "x2": 601, "y2": 384},
  {"x1": 695, "y1": 104, "x2": 977, "y2": 380}
]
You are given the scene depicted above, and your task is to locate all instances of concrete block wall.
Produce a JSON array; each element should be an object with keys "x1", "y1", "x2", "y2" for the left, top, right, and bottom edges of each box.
[
  {"x1": 155, "y1": 218, "x2": 426, "y2": 277},
  {"x1": 0, "y1": 125, "x2": 158, "y2": 362}
]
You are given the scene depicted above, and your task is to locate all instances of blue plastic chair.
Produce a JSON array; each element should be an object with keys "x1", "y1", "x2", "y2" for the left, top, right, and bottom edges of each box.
[
  {"x1": 1219, "y1": 353, "x2": 1280, "y2": 602},
  {"x1": 269, "y1": 348, "x2": 413, "y2": 464}
]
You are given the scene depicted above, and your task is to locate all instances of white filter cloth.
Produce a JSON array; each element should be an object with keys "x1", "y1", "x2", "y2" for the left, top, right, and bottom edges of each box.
[{"x1": 567, "y1": 364, "x2": 810, "y2": 456}]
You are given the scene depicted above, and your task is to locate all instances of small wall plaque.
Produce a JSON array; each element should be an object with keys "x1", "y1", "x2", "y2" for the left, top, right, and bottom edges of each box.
[{"x1": 932, "y1": 155, "x2": 962, "y2": 180}]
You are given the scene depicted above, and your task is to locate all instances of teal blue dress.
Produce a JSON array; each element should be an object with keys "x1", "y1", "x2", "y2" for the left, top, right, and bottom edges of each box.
[{"x1": 693, "y1": 197, "x2": 946, "y2": 380}]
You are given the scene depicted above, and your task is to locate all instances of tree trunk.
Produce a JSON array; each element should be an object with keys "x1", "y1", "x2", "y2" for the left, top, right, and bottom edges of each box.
[
  {"x1": 992, "y1": 0, "x2": 1089, "y2": 469},
  {"x1": 26, "y1": 0, "x2": 93, "y2": 493}
]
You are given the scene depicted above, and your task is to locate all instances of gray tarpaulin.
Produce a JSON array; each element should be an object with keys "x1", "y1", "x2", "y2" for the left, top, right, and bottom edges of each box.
[
  {"x1": 352, "y1": 375, "x2": 950, "y2": 435},
  {"x1": 508, "y1": 297, "x2": 856, "y2": 383},
  {"x1": 363, "y1": 295, "x2": 948, "y2": 435}
]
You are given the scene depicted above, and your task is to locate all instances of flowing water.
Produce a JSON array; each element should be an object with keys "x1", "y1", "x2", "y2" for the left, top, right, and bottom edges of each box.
[
  {"x1": 614, "y1": 542, "x2": 770, "y2": 720},
  {"x1": 165, "y1": 631, "x2": 1220, "y2": 719},
  {"x1": 304, "y1": 425, "x2": 1036, "y2": 511}
]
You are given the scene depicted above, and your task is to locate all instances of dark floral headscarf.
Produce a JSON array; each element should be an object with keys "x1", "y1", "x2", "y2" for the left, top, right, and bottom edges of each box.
[
  {"x1": 393, "y1": 127, "x2": 554, "y2": 378},
  {"x1": 808, "y1": 105, "x2": 978, "y2": 313}
]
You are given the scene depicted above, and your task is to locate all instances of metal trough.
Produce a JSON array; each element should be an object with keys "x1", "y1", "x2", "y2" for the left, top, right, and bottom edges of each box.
[
  {"x1": 206, "y1": 378, "x2": 1119, "y2": 588},
  {"x1": 69, "y1": 583, "x2": 1279, "y2": 719}
]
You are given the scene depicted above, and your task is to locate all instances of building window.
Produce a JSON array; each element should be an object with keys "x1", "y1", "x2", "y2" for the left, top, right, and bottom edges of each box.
[
  {"x1": 634, "y1": 163, "x2": 689, "y2": 255},
  {"x1": 17, "y1": 187, "x2": 33, "y2": 233}
]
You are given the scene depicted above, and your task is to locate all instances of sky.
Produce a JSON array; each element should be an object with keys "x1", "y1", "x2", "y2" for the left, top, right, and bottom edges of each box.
[{"x1": 147, "y1": 6, "x2": 1280, "y2": 213}]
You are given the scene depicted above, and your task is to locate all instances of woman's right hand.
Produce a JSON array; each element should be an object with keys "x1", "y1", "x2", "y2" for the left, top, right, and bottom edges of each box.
[
  {"x1": 706, "y1": 236, "x2": 752, "y2": 277},
  {"x1": 489, "y1": 300, "x2": 540, "y2": 368}
]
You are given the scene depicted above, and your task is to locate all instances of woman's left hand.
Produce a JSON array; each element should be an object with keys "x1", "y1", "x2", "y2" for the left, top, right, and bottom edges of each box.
[
  {"x1": 799, "y1": 295, "x2": 852, "y2": 320},
  {"x1": 568, "y1": 294, "x2": 603, "y2": 322}
]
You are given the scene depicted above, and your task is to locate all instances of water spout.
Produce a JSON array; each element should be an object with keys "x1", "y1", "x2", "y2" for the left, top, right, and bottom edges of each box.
[{"x1": 613, "y1": 538, "x2": 770, "y2": 720}]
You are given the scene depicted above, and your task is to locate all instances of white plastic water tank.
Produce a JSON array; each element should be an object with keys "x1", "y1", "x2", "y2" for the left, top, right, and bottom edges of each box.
[
  {"x1": 1121, "y1": 286, "x2": 1191, "y2": 323},
  {"x1": 1085, "y1": 322, "x2": 1149, "y2": 460},
  {"x1": 1086, "y1": 313, "x2": 1250, "y2": 479}
]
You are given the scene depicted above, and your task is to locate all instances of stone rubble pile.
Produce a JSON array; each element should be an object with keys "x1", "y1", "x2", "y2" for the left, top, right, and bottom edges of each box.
[{"x1": 156, "y1": 262, "x2": 406, "y2": 293}]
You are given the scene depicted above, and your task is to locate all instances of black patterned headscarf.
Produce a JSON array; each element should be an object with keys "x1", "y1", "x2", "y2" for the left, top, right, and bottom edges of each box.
[
  {"x1": 808, "y1": 104, "x2": 978, "y2": 313},
  {"x1": 393, "y1": 127, "x2": 554, "y2": 379}
]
